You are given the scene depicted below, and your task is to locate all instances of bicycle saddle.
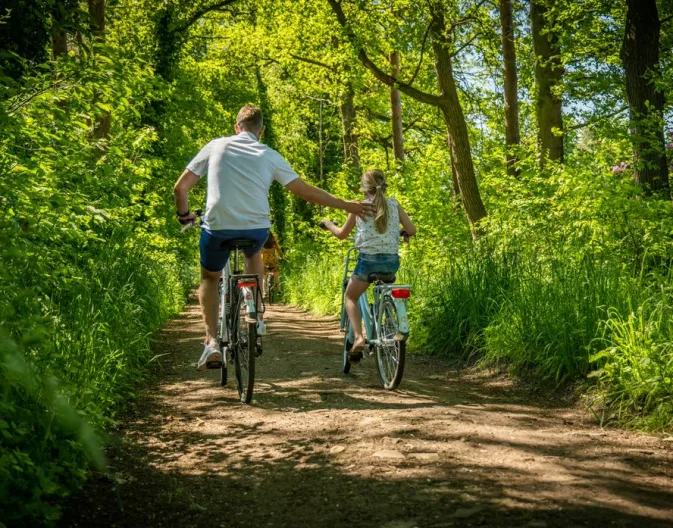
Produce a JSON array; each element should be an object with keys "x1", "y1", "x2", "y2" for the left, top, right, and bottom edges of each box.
[
  {"x1": 220, "y1": 238, "x2": 258, "y2": 250},
  {"x1": 367, "y1": 273, "x2": 396, "y2": 284}
]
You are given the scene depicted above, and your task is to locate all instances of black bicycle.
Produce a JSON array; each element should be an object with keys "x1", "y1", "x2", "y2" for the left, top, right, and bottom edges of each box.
[
  {"x1": 183, "y1": 212, "x2": 264, "y2": 404},
  {"x1": 217, "y1": 242, "x2": 264, "y2": 403}
]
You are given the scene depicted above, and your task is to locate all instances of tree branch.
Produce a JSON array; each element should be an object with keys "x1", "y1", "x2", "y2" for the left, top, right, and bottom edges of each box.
[
  {"x1": 326, "y1": 0, "x2": 443, "y2": 107},
  {"x1": 177, "y1": 0, "x2": 239, "y2": 32},
  {"x1": 450, "y1": 32, "x2": 481, "y2": 58},
  {"x1": 566, "y1": 106, "x2": 628, "y2": 131},
  {"x1": 289, "y1": 54, "x2": 336, "y2": 71},
  {"x1": 407, "y1": 21, "x2": 432, "y2": 86}
]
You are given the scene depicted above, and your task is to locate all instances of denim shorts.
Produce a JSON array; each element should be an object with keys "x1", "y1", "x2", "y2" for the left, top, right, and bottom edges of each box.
[
  {"x1": 352, "y1": 253, "x2": 400, "y2": 282},
  {"x1": 200, "y1": 228, "x2": 269, "y2": 272}
]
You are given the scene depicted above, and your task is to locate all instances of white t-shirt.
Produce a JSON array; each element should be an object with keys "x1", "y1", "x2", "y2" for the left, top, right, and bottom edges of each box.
[
  {"x1": 186, "y1": 131, "x2": 299, "y2": 230},
  {"x1": 354, "y1": 197, "x2": 400, "y2": 254}
]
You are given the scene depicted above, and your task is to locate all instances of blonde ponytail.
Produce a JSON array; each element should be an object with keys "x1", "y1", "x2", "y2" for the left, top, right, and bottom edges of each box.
[{"x1": 362, "y1": 169, "x2": 389, "y2": 234}]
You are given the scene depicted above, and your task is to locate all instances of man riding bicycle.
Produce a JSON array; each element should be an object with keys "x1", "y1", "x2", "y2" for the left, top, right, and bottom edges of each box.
[{"x1": 174, "y1": 105, "x2": 374, "y2": 370}]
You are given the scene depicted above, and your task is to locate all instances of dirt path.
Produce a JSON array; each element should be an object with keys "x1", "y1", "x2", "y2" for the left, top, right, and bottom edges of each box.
[{"x1": 64, "y1": 300, "x2": 673, "y2": 528}]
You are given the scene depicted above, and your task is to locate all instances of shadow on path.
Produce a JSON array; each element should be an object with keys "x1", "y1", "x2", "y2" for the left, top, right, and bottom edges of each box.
[{"x1": 62, "y1": 301, "x2": 673, "y2": 528}]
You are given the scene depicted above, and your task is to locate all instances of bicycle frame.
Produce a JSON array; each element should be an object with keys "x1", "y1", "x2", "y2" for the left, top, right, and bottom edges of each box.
[
  {"x1": 340, "y1": 246, "x2": 411, "y2": 351},
  {"x1": 219, "y1": 248, "x2": 263, "y2": 347}
]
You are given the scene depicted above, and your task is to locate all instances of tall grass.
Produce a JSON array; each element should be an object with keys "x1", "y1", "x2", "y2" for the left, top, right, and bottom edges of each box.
[
  {"x1": 282, "y1": 249, "x2": 344, "y2": 316},
  {"x1": 588, "y1": 277, "x2": 673, "y2": 430},
  {"x1": 282, "y1": 242, "x2": 673, "y2": 429},
  {"x1": 0, "y1": 230, "x2": 193, "y2": 523}
]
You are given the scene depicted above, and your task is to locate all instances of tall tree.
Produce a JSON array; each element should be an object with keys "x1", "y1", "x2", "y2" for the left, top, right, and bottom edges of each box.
[
  {"x1": 339, "y1": 81, "x2": 360, "y2": 171},
  {"x1": 154, "y1": 0, "x2": 241, "y2": 81},
  {"x1": 0, "y1": 0, "x2": 50, "y2": 79},
  {"x1": 327, "y1": 0, "x2": 487, "y2": 234},
  {"x1": 389, "y1": 51, "x2": 405, "y2": 163},
  {"x1": 499, "y1": 0, "x2": 520, "y2": 176},
  {"x1": 52, "y1": 3, "x2": 70, "y2": 58},
  {"x1": 88, "y1": 0, "x2": 110, "y2": 139},
  {"x1": 531, "y1": 0, "x2": 564, "y2": 166},
  {"x1": 620, "y1": 0, "x2": 669, "y2": 193}
]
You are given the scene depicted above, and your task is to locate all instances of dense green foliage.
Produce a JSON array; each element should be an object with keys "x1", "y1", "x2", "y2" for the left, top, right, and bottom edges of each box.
[{"x1": 2, "y1": 0, "x2": 673, "y2": 524}]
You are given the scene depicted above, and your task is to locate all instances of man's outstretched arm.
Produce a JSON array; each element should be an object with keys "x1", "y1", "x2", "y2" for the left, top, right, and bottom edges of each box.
[
  {"x1": 174, "y1": 169, "x2": 200, "y2": 222},
  {"x1": 285, "y1": 179, "x2": 375, "y2": 217}
]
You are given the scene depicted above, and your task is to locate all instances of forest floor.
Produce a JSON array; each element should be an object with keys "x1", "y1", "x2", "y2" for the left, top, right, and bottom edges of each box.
[{"x1": 63, "y1": 298, "x2": 673, "y2": 528}]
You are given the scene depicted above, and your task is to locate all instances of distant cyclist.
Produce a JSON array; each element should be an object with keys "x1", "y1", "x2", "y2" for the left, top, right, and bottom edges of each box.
[
  {"x1": 173, "y1": 105, "x2": 375, "y2": 370},
  {"x1": 262, "y1": 231, "x2": 282, "y2": 297}
]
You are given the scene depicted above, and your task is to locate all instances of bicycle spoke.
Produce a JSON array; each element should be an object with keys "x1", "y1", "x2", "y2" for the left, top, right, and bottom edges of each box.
[{"x1": 375, "y1": 298, "x2": 405, "y2": 390}]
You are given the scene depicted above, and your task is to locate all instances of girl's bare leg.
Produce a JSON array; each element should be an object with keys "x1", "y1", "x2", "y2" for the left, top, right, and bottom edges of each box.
[{"x1": 345, "y1": 277, "x2": 369, "y2": 353}]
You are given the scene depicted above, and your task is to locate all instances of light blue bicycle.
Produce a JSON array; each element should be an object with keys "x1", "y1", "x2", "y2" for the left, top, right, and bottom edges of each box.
[{"x1": 337, "y1": 237, "x2": 411, "y2": 390}]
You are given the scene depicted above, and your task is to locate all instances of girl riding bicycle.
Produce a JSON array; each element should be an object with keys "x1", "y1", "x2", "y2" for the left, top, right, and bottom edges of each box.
[{"x1": 320, "y1": 169, "x2": 416, "y2": 361}]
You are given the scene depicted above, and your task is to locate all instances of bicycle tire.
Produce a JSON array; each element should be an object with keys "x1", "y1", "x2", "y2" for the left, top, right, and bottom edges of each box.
[
  {"x1": 342, "y1": 318, "x2": 352, "y2": 374},
  {"x1": 233, "y1": 293, "x2": 256, "y2": 404},
  {"x1": 375, "y1": 297, "x2": 406, "y2": 390}
]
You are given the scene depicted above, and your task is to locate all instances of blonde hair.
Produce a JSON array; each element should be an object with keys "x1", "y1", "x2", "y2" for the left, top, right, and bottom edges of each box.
[{"x1": 362, "y1": 169, "x2": 389, "y2": 234}]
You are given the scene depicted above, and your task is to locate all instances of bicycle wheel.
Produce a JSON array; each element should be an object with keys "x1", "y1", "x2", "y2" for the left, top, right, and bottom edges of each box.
[
  {"x1": 375, "y1": 297, "x2": 406, "y2": 390},
  {"x1": 233, "y1": 292, "x2": 256, "y2": 403},
  {"x1": 342, "y1": 318, "x2": 352, "y2": 374}
]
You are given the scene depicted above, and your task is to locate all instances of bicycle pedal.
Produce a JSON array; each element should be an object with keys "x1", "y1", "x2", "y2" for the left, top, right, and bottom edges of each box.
[
  {"x1": 394, "y1": 332, "x2": 406, "y2": 342},
  {"x1": 206, "y1": 360, "x2": 223, "y2": 370},
  {"x1": 348, "y1": 351, "x2": 363, "y2": 363}
]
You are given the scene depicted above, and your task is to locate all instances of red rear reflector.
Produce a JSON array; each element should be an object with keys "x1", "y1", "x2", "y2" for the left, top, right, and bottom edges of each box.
[
  {"x1": 391, "y1": 288, "x2": 410, "y2": 299},
  {"x1": 238, "y1": 281, "x2": 257, "y2": 288}
]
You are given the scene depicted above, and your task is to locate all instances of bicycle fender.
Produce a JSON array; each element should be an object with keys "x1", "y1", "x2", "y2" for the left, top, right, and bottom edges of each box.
[
  {"x1": 241, "y1": 287, "x2": 257, "y2": 318},
  {"x1": 393, "y1": 298, "x2": 410, "y2": 335}
]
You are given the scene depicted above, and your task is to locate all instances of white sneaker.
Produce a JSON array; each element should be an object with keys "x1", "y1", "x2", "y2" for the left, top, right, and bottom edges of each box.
[
  {"x1": 257, "y1": 320, "x2": 267, "y2": 336},
  {"x1": 198, "y1": 340, "x2": 222, "y2": 371}
]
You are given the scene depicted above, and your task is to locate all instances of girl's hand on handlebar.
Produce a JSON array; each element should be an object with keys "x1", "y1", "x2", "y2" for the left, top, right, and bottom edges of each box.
[{"x1": 400, "y1": 229, "x2": 412, "y2": 243}]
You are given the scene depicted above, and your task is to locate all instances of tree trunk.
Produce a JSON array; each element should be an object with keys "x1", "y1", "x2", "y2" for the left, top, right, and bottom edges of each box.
[
  {"x1": 52, "y1": 32, "x2": 68, "y2": 58},
  {"x1": 499, "y1": 0, "x2": 520, "y2": 176},
  {"x1": 326, "y1": 0, "x2": 488, "y2": 235},
  {"x1": 255, "y1": 66, "x2": 288, "y2": 246},
  {"x1": 339, "y1": 82, "x2": 360, "y2": 169},
  {"x1": 89, "y1": 0, "x2": 110, "y2": 139},
  {"x1": 449, "y1": 151, "x2": 462, "y2": 206},
  {"x1": 52, "y1": 3, "x2": 68, "y2": 59},
  {"x1": 620, "y1": 0, "x2": 668, "y2": 193},
  {"x1": 430, "y1": 8, "x2": 487, "y2": 231},
  {"x1": 531, "y1": 0, "x2": 563, "y2": 167},
  {"x1": 389, "y1": 51, "x2": 405, "y2": 163},
  {"x1": 339, "y1": 81, "x2": 361, "y2": 192}
]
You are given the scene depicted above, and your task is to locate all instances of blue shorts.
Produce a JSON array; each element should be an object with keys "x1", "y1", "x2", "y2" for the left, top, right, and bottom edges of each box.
[
  {"x1": 200, "y1": 228, "x2": 269, "y2": 272},
  {"x1": 352, "y1": 253, "x2": 400, "y2": 282}
]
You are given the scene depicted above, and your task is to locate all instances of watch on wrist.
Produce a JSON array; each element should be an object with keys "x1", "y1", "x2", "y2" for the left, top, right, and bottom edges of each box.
[{"x1": 177, "y1": 210, "x2": 190, "y2": 217}]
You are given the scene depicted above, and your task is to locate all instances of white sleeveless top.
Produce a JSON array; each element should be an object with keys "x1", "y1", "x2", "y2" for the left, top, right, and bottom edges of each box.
[{"x1": 355, "y1": 197, "x2": 400, "y2": 255}]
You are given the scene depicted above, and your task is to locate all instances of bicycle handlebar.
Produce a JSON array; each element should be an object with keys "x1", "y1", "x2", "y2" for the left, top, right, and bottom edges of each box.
[{"x1": 180, "y1": 208, "x2": 203, "y2": 232}]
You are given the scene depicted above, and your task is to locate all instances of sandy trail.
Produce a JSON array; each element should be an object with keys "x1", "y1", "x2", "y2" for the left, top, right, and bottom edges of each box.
[{"x1": 64, "y1": 300, "x2": 673, "y2": 527}]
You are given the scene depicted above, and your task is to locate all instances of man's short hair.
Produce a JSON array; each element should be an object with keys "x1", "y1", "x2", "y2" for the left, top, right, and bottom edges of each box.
[{"x1": 236, "y1": 105, "x2": 263, "y2": 131}]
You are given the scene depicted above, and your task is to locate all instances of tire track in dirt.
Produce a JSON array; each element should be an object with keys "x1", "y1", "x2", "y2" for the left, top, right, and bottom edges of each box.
[{"x1": 64, "y1": 298, "x2": 673, "y2": 527}]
